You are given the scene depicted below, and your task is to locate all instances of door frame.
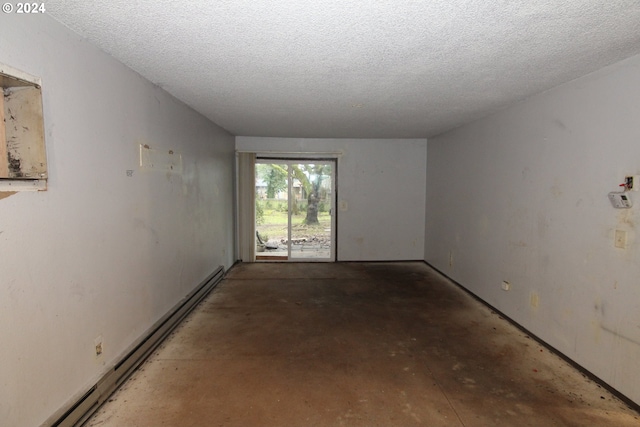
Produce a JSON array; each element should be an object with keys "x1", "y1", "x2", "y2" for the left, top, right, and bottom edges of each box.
[{"x1": 255, "y1": 157, "x2": 337, "y2": 262}]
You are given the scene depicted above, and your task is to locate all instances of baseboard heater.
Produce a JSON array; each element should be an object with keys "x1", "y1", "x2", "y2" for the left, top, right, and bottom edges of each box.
[{"x1": 46, "y1": 266, "x2": 225, "y2": 427}]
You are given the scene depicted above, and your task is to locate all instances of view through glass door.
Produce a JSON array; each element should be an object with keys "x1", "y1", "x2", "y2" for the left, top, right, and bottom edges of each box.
[{"x1": 255, "y1": 160, "x2": 335, "y2": 261}]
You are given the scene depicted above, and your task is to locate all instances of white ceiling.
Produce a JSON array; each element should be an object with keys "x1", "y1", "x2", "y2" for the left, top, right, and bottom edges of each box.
[{"x1": 48, "y1": 1, "x2": 640, "y2": 139}]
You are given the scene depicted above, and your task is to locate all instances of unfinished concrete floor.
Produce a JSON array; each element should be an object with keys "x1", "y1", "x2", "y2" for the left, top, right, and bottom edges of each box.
[{"x1": 85, "y1": 262, "x2": 640, "y2": 427}]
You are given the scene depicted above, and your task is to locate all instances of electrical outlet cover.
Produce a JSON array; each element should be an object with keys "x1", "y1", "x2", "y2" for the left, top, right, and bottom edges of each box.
[{"x1": 615, "y1": 229, "x2": 627, "y2": 249}]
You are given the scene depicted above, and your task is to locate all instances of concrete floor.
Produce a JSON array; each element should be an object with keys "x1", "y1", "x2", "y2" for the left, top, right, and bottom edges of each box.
[{"x1": 85, "y1": 262, "x2": 640, "y2": 427}]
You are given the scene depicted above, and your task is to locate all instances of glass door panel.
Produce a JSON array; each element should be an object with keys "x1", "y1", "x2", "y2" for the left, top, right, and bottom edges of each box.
[
  {"x1": 255, "y1": 162, "x2": 289, "y2": 260},
  {"x1": 289, "y1": 163, "x2": 333, "y2": 260}
]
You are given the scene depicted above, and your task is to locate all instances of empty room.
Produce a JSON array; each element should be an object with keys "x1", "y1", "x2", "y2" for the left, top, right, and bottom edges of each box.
[{"x1": 1, "y1": 1, "x2": 640, "y2": 426}]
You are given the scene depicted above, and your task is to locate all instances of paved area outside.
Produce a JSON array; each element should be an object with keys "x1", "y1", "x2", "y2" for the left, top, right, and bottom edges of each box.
[{"x1": 85, "y1": 262, "x2": 640, "y2": 427}]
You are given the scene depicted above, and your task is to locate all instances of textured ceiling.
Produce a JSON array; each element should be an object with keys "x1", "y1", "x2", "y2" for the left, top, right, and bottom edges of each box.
[{"x1": 48, "y1": 1, "x2": 640, "y2": 138}]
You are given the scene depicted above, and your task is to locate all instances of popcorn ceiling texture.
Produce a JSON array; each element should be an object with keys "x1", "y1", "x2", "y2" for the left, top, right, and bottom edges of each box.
[{"x1": 48, "y1": 1, "x2": 640, "y2": 138}]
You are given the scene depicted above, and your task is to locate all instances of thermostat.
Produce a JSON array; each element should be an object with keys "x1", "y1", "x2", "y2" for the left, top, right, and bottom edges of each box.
[{"x1": 608, "y1": 191, "x2": 632, "y2": 209}]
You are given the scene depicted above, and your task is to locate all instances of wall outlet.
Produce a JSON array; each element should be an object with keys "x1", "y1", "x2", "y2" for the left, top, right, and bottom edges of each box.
[
  {"x1": 614, "y1": 229, "x2": 627, "y2": 249},
  {"x1": 94, "y1": 335, "x2": 103, "y2": 356},
  {"x1": 530, "y1": 292, "x2": 539, "y2": 309},
  {"x1": 501, "y1": 281, "x2": 511, "y2": 291}
]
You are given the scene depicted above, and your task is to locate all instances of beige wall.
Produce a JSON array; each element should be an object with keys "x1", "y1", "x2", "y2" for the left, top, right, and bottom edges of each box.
[
  {"x1": 237, "y1": 137, "x2": 427, "y2": 261},
  {"x1": 426, "y1": 53, "x2": 640, "y2": 405},
  {"x1": 0, "y1": 14, "x2": 235, "y2": 426}
]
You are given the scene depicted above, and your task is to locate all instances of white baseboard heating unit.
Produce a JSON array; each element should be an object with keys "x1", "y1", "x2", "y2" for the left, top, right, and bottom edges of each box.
[{"x1": 46, "y1": 266, "x2": 225, "y2": 427}]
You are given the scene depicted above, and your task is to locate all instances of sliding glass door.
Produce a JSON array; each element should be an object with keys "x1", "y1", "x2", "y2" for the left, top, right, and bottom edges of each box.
[{"x1": 255, "y1": 160, "x2": 335, "y2": 261}]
